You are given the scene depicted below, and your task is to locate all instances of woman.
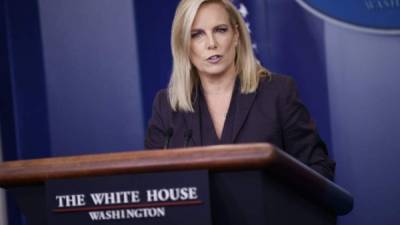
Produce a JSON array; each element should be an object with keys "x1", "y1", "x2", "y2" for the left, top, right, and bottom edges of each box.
[{"x1": 145, "y1": 0, "x2": 335, "y2": 180}]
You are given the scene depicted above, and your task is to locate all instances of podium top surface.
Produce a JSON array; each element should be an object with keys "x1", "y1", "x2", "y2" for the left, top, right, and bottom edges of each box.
[{"x1": 0, "y1": 143, "x2": 353, "y2": 215}]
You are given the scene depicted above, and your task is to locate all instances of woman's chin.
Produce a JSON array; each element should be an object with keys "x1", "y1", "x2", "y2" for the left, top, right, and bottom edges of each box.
[{"x1": 197, "y1": 66, "x2": 235, "y2": 79}]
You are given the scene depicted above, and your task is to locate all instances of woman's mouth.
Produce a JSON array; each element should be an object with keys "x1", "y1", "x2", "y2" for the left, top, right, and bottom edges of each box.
[{"x1": 207, "y1": 55, "x2": 222, "y2": 64}]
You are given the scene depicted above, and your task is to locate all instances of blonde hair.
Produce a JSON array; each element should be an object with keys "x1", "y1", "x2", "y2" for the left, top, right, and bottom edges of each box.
[{"x1": 169, "y1": 0, "x2": 269, "y2": 112}]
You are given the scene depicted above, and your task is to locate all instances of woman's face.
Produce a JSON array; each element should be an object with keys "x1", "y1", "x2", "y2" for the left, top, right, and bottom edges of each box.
[{"x1": 189, "y1": 2, "x2": 238, "y2": 79}]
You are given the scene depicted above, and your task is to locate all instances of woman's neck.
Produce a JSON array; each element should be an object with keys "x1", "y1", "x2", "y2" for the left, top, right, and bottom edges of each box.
[{"x1": 199, "y1": 73, "x2": 237, "y2": 96}]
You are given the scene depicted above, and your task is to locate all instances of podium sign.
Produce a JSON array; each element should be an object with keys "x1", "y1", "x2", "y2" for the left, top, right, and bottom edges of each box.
[{"x1": 46, "y1": 170, "x2": 211, "y2": 225}]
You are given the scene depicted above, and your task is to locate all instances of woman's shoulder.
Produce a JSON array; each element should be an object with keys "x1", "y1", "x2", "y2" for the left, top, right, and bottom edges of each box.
[
  {"x1": 258, "y1": 73, "x2": 297, "y2": 94},
  {"x1": 154, "y1": 88, "x2": 168, "y2": 101},
  {"x1": 151, "y1": 88, "x2": 171, "y2": 112}
]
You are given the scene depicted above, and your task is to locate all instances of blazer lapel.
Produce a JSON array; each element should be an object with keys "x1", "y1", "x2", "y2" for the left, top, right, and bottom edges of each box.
[
  {"x1": 182, "y1": 95, "x2": 201, "y2": 146},
  {"x1": 232, "y1": 89, "x2": 258, "y2": 142}
]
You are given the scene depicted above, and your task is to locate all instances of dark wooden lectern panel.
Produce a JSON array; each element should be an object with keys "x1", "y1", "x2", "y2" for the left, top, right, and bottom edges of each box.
[{"x1": 0, "y1": 143, "x2": 353, "y2": 225}]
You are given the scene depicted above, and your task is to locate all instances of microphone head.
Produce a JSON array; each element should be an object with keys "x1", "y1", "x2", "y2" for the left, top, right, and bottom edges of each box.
[
  {"x1": 184, "y1": 129, "x2": 192, "y2": 138},
  {"x1": 165, "y1": 128, "x2": 174, "y2": 137},
  {"x1": 163, "y1": 128, "x2": 174, "y2": 149},
  {"x1": 183, "y1": 129, "x2": 193, "y2": 148}
]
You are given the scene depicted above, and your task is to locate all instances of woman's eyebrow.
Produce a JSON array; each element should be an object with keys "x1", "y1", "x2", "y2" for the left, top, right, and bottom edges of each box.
[
  {"x1": 191, "y1": 24, "x2": 229, "y2": 32},
  {"x1": 214, "y1": 23, "x2": 229, "y2": 27}
]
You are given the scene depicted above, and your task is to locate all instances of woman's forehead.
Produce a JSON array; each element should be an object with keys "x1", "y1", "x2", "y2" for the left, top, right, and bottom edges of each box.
[{"x1": 191, "y1": 3, "x2": 230, "y2": 29}]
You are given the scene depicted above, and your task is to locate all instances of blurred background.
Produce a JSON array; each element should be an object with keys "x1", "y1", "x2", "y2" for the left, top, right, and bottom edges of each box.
[{"x1": 1, "y1": 0, "x2": 399, "y2": 225}]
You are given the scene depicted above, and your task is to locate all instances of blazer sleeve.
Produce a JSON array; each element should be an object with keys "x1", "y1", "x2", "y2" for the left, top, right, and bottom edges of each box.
[
  {"x1": 144, "y1": 90, "x2": 168, "y2": 150},
  {"x1": 278, "y1": 77, "x2": 336, "y2": 180}
]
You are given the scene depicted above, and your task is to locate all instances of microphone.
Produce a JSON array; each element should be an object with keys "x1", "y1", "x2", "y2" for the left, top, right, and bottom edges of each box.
[
  {"x1": 183, "y1": 129, "x2": 192, "y2": 147},
  {"x1": 163, "y1": 128, "x2": 174, "y2": 149}
]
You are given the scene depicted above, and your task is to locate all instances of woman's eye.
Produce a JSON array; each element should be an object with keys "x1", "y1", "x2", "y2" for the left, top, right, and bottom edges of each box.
[
  {"x1": 215, "y1": 27, "x2": 228, "y2": 33},
  {"x1": 191, "y1": 32, "x2": 203, "y2": 38}
]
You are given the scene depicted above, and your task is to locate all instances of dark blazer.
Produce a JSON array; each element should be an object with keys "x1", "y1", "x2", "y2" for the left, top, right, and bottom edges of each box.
[{"x1": 145, "y1": 74, "x2": 335, "y2": 180}]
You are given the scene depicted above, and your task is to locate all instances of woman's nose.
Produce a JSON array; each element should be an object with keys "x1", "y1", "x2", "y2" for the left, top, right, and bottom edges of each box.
[{"x1": 207, "y1": 34, "x2": 217, "y2": 50}]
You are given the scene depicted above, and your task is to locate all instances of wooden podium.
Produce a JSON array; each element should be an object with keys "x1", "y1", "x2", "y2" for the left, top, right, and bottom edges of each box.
[{"x1": 0, "y1": 143, "x2": 353, "y2": 225}]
